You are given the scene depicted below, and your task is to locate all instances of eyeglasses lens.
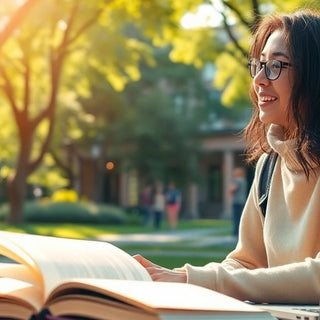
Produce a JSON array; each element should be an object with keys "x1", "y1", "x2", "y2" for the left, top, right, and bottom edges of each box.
[
  {"x1": 249, "y1": 59, "x2": 259, "y2": 78},
  {"x1": 266, "y1": 60, "x2": 281, "y2": 80},
  {"x1": 249, "y1": 59, "x2": 281, "y2": 80}
]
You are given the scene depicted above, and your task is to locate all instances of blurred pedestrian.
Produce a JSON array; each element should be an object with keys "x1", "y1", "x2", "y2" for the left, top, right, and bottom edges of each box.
[
  {"x1": 139, "y1": 184, "x2": 153, "y2": 227},
  {"x1": 165, "y1": 182, "x2": 181, "y2": 230},
  {"x1": 229, "y1": 167, "x2": 247, "y2": 237},
  {"x1": 152, "y1": 184, "x2": 166, "y2": 229}
]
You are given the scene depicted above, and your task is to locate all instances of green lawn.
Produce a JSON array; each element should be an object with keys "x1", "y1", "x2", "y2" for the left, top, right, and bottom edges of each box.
[{"x1": 0, "y1": 218, "x2": 232, "y2": 238}]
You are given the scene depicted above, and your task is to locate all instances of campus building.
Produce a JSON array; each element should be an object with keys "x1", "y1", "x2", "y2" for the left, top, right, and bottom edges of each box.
[{"x1": 77, "y1": 126, "x2": 250, "y2": 220}]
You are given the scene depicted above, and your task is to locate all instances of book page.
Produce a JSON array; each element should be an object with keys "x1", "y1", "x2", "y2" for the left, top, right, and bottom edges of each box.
[
  {"x1": 48, "y1": 279, "x2": 269, "y2": 315},
  {"x1": 0, "y1": 231, "x2": 151, "y2": 302},
  {"x1": 49, "y1": 297, "x2": 156, "y2": 320},
  {"x1": 0, "y1": 262, "x2": 41, "y2": 286},
  {"x1": 0, "y1": 277, "x2": 42, "y2": 313}
]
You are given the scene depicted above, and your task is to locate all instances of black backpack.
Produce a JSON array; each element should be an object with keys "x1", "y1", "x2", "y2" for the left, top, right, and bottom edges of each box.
[{"x1": 258, "y1": 153, "x2": 278, "y2": 217}]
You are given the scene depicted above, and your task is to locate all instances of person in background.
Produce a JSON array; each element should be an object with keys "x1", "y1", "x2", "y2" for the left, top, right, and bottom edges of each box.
[
  {"x1": 139, "y1": 184, "x2": 153, "y2": 227},
  {"x1": 134, "y1": 9, "x2": 320, "y2": 304},
  {"x1": 152, "y1": 184, "x2": 166, "y2": 229},
  {"x1": 165, "y1": 183, "x2": 181, "y2": 230},
  {"x1": 229, "y1": 167, "x2": 247, "y2": 237}
]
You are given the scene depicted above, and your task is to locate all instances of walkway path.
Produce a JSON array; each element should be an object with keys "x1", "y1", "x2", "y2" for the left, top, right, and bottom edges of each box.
[
  {"x1": 98, "y1": 228, "x2": 237, "y2": 247},
  {"x1": 97, "y1": 228, "x2": 238, "y2": 258}
]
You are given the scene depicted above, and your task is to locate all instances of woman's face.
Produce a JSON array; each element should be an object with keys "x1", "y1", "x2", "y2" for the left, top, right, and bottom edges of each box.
[{"x1": 253, "y1": 29, "x2": 294, "y2": 130}]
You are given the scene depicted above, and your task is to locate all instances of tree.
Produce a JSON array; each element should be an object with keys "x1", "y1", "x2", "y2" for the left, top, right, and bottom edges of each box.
[
  {"x1": 108, "y1": 48, "x2": 216, "y2": 186},
  {"x1": 0, "y1": 2, "x2": 101, "y2": 223},
  {"x1": 0, "y1": 0, "x2": 203, "y2": 223},
  {"x1": 51, "y1": 46, "x2": 214, "y2": 197},
  {"x1": 0, "y1": 0, "x2": 163, "y2": 223}
]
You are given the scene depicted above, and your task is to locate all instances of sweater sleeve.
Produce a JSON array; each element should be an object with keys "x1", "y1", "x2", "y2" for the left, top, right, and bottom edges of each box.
[
  {"x1": 184, "y1": 256, "x2": 320, "y2": 303},
  {"x1": 179, "y1": 154, "x2": 320, "y2": 303}
]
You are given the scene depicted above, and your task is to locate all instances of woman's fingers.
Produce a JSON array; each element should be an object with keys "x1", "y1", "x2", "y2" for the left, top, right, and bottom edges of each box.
[
  {"x1": 133, "y1": 254, "x2": 187, "y2": 283},
  {"x1": 133, "y1": 254, "x2": 158, "y2": 268},
  {"x1": 133, "y1": 254, "x2": 164, "y2": 278},
  {"x1": 150, "y1": 269, "x2": 186, "y2": 282}
]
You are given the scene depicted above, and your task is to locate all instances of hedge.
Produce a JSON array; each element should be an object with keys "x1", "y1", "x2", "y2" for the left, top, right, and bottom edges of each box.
[{"x1": 0, "y1": 201, "x2": 128, "y2": 224}]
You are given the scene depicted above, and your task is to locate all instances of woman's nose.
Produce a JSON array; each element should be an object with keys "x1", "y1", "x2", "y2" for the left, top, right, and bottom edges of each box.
[{"x1": 254, "y1": 67, "x2": 270, "y2": 86}]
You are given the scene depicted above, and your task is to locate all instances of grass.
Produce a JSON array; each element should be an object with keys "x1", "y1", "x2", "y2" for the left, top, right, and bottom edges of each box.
[
  {"x1": 119, "y1": 244, "x2": 233, "y2": 252},
  {"x1": 0, "y1": 218, "x2": 234, "y2": 268},
  {"x1": 121, "y1": 244, "x2": 235, "y2": 269},
  {"x1": 145, "y1": 256, "x2": 221, "y2": 269},
  {"x1": 0, "y1": 218, "x2": 232, "y2": 238}
]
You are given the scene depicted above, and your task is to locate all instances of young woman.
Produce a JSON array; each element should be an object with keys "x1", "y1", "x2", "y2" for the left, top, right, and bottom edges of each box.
[{"x1": 134, "y1": 9, "x2": 320, "y2": 304}]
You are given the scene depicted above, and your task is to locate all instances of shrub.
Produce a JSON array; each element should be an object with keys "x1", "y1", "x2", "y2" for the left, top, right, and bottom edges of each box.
[
  {"x1": 51, "y1": 189, "x2": 78, "y2": 202},
  {"x1": 0, "y1": 201, "x2": 127, "y2": 224}
]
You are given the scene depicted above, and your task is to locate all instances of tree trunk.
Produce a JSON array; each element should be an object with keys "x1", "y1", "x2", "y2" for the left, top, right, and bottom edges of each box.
[
  {"x1": 7, "y1": 168, "x2": 27, "y2": 224},
  {"x1": 7, "y1": 135, "x2": 31, "y2": 225}
]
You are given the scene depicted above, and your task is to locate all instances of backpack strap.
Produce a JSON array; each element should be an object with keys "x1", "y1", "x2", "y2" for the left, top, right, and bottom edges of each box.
[{"x1": 258, "y1": 152, "x2": 278, "y2": 217}]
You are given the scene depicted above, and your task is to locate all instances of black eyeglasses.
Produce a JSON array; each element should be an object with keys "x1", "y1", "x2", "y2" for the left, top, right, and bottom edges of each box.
[{"x1": 248, "y1": 58, "x2": 292, "y2": 81}]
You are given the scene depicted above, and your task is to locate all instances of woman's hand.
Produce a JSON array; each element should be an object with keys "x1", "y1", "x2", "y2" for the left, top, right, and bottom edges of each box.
[{"x1": 133, "y1": 254, "x2": 187, "y2": 283}]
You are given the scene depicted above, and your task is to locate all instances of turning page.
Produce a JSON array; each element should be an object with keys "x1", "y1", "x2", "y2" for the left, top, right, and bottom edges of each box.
[{"x1": 0, "y1": 231, "x2": 151, "y2": 302}]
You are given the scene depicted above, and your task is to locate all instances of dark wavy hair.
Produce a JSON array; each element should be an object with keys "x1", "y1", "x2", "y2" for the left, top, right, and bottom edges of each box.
[{"x1": 244, "y1": 9, "x2": 320, "y2": 178}]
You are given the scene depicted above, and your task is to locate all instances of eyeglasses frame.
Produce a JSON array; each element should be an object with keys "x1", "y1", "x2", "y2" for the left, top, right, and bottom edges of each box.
[{"x1": 248, "y1": 58, "x2": 292, "y2": 81}]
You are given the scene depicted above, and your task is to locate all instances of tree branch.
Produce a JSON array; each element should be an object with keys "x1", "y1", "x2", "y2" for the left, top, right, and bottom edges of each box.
[
  {"x1": 28, "y1": 114, "x2": 55, "y2": 174},
  {"x1": 221, "y1": 0, "x2": 251, "y2": 28},
  {"x1": 57, "y1": 1, "x2": 80, "y2": 52},
  {"x1": 49, "y1": 148, "x2": 76, "y2": 188},
  {"x1": 21, "y1": 48, "x2": 31, "y2": 118},
  {"x1": 221, "y1": 12, "x2": 248, "y2": 59},
  {"x1": 0, "y1": 64, "x2": 20, "y2": 121},
  {"x1": 65, "y1": 9, "x2": 102, "y2": 47},
  {"x1": 0, "y1": 0, "x2": 40, "y2": 48},
  {"x1": 250, "y1": 0, "x2": 262, "y2": 32},
  {"x1": 29, "y1": 1, "x2": 108, "y2": 173}
]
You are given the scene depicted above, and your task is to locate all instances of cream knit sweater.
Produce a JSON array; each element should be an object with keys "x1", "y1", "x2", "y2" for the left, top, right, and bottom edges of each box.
[{"x1": 180, "y1": 124, "x2": 320, "y2": 304}]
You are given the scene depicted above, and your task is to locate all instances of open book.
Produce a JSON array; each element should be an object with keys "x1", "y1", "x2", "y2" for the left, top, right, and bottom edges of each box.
[{"x1": 0, "y1": 231, "x2": 276, "y2": 320}]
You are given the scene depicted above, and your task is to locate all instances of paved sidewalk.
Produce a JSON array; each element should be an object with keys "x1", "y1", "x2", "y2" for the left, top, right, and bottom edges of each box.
[
  {"x1": 97, "y1": 228, "x2": 238, "y2": 259},
  {"x1": 97, "y1": 228, "x2": 237, "y2": 247}
]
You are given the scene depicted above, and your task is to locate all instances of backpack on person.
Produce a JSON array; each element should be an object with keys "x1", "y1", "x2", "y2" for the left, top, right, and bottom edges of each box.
[
  {"x1": 258, "y1": 153, "x2": 278, "y2": 217},
  {"x1": 166, "y1": 191, "x2": 178, "y2": 205}
]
